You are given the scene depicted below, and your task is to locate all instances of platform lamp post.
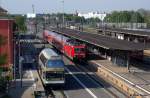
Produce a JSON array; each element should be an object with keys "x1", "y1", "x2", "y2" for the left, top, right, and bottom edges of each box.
[
  {"x1": 18, "y1": 37, "x2": 24, "y2": 87},
  {"x1": 19, "y1": 56, "x2": 24, "y2": 87},
  {"x1": 13, "y1": 36, "x2": 16, "y2": 83},
  {"x1": 62, "y1": 0, "x2": 65, "y2": 28},
  {"x1": 35, "y1": 17, "x2": 38, "y2": 38},
  {"x1": 61, "y1": 0, "x2": 64, "y2": 59},
  {"x1": 127, "y1": 52, "x2": 130, "y2": 72}
]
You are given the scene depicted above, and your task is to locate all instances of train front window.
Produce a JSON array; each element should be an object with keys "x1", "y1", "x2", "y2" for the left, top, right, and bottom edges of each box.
[
  {"x1": 46, "y1": 72, "x2": 64, "y2": 80},
  {"x1": 47, "y1": 60, "x2": 64, "y2": 68},
  {"x1": 75, "y1": 48, "x2": 85, "y2": 53}
]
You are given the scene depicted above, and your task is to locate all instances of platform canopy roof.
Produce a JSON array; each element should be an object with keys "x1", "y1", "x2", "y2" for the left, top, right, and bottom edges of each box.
[
  {"x1": 51, "y1": 28, "x2": 149, "y2": 51},
  {"x1": 99, "y1": 27, "x2": 150, "y2": 37}
]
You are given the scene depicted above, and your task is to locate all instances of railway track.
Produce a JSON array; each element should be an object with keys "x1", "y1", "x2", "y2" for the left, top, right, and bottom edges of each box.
[
  {"x1": 64, "y1": 56, "x2": 128, "y2": 98},
  {"x1": 36, "y1": 69, "x2": 67, "y2": 98},
  {"x1": 36, "y1": 37, "x2": 126, "y2": 98},
  {"x1": 44, "y1": 86, "x2": 67, "y2": 98},
  {"x1": 76, "y1": 63, "x2": 127, "y2": 98},
  {"x1": 36, "y1": 66, "x2": 67, "y2": 98}
]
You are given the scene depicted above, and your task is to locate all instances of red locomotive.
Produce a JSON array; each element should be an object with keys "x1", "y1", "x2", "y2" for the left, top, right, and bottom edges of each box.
[{"x1": 43, "y1": 30, "x2": 86, "y2": 60}]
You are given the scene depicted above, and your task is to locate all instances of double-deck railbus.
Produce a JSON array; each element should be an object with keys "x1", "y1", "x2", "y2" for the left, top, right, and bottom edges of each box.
[{"x1": 38, "y1": 48, "x2": 65, "y2": 86}]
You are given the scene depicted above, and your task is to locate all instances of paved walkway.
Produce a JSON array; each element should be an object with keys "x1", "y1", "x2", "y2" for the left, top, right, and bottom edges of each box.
[
  {"x1": 9, "y1": 70, "x2": 44, "y2": 98},
  {"x1": 9, "y1": 83, "x2": 34, "y2": 98},
  {"x1": 8, "y1": 70, "x2": 37, "y2": 98}
]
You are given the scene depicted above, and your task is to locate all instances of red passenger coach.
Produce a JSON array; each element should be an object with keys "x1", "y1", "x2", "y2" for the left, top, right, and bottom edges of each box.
[
  {"x1": 43, "y1": 30, "x2": 86, "y2": 60},
  {"x1": 43, "y1": 30, "x2": 57, "y2": 43}
]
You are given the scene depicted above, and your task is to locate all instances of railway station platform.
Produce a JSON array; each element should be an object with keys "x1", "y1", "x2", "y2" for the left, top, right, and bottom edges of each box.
[
  {"x1": 88, "y1": 59, "x2": 150, "y2": 98},
  {"x1": 32, "y1": 70, "x2": 44, "y2": 92},
  {"x1": 8, "y1": 70, "x2": 44, "y2": 98}
]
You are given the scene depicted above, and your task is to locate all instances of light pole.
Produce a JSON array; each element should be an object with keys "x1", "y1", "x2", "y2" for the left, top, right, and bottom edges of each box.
[
  {"x1": 13, "y1": 37, "x2": 16, "y2": 82},
  {"x1": 18, "y1": 36, "x2": 24, "y2": 87},
  {"x1": 61, "y1": 0, "x2": 64, "y2": 28},
  {"x1": 61, "y1": 0, "x2": 64, "y2": 59}
]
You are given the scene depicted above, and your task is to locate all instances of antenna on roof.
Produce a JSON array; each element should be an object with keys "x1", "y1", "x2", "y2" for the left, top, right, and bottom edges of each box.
[
  {"x1": 0, "y1": 0, "x2": 2, "y2": 7},
  {"x1": 32, "y1": 4, "x2": 35, "y2": 13}
]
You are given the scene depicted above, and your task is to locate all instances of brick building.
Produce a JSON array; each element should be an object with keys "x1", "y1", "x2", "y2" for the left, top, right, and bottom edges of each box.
[{"x1": 0, "y1": 19, "x2": 14, "y2": 68}]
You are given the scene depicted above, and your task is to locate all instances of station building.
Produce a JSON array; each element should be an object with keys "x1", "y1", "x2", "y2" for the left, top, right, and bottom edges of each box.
[
  {"x1": 0, "y1": 18, "x2": 14, "y2": 68},
  {"x1": 0, "y1": 6, "x2": 8, "y2": 15}
]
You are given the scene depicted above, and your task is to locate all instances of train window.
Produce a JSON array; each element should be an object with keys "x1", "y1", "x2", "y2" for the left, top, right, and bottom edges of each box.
[
  {"x1": 40, "y1": 54, "x2": 47, "y2": 66},
  {"x1": 75, "y1": 48, "x2": 85, "y2": 53}
]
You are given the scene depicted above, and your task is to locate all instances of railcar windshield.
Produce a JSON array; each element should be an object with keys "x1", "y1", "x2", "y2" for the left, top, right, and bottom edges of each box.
[{"x1": 47, "y1": 60, "x2": 64, "y2": 68}]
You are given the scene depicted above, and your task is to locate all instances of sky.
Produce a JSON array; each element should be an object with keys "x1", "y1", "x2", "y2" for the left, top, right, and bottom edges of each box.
[{"x1": 1, "y1": 0, "x2": 150, "y2": 14}]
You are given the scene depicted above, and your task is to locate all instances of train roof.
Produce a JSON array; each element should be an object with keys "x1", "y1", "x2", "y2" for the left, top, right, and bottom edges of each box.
[
  {"x1": 45, "y1": 30, "x2": 84, "y2": 46},
  {"x1": 45, "y1": 30, "x2": 56, "y2": 36},
  {"x1": 40, "y1": 48, "x2": 60, "y2": 59}
]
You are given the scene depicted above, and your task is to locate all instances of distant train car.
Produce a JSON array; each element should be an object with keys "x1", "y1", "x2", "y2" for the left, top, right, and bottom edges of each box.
[
  {"x1": 43, "y1": 30, "x2": 86, "y2": 60},
  {"x1": 43, "y1": 30, "x2": 56, "y2": 43},
  {"x1": 38, "y1": 48, "x2": 65, "y2": 85}
]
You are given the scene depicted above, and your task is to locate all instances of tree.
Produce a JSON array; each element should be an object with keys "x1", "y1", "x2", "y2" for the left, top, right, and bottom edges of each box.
[
  {"x1": 137, "y1": 9, "x2": 150, "y2": 28},
  {"x1": 130, "y1": 12, "x2": 144, "y2": 23},
  {"x1": 104, "y1": 11, "x2": 144, "y2": 23},
  {"x1": 14, "y1": 15, "x2": 27, "y2": 33}
]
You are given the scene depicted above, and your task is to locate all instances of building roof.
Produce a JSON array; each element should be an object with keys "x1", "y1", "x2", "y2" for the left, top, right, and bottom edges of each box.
[
  {"x1": 98, "y1": 27, "x2": 150, "y2": 37},
  {"x1": 0, "y1": 6, "x2": 7, "y2": 13},
  {"x1": 51, "y1": 28, "x2": 147, "y2": 51}
]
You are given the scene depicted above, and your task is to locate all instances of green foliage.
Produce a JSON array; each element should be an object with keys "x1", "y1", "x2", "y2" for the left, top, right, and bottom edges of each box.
[
  {"x1": 86, "y1": 17, "x2": 100, "y2": 23},
  {"x1": 137, "y1": 9, "x2": 150, "y2": 28},
  {"x1": 57, "y1": 13, "x2": 85, "y2": 23},
  {"x1": 14, "y1": 15, "x2": 27, "y2": 33},
  {"x1": 0, "y1": 54, "x2": 7, "y2": 65},
  {"x1": 130, "y1": 12, "x2": 144, "y2": 23},
  {"x1": 104, "y1": 11, "x2": 144, "y2": 23}
]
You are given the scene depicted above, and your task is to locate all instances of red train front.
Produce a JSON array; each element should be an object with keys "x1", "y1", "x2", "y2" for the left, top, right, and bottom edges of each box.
[
  {"x1": 64, "y1": 39, "x2": 86, "y2": 60},
  {"x1": 43, "y1": 30, "x2": 86, "y2": 60}
]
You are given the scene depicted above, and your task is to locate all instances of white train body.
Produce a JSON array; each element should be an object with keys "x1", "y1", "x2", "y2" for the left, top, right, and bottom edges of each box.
[{"x1": 38, "y1": 48, "x2": 65, "y2": 85}]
